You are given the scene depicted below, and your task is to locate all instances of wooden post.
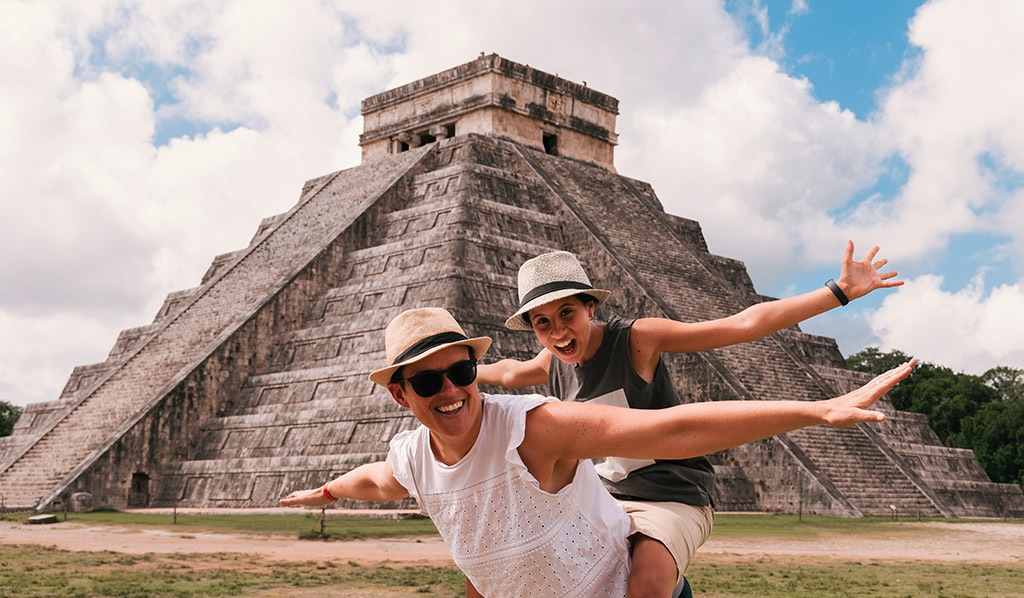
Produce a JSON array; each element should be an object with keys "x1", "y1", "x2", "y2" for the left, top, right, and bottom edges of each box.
[{"x1": 797, "y1": 473, "x2": 803, "y2": 523}]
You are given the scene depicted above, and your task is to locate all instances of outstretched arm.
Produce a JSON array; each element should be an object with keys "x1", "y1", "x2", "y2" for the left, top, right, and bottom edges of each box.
[
  {"x1": 635, "y1": 241, "x2": 902, "y2": 356},
  {"x1": 477, "y1": 349, "x2": 551, "y2": 389},
  {"x1": 279, "y1": 459, "x2": 408, "y2": 507},
  {"x1": 525, "y1": 361, "x2": 915, "y2": 464}
]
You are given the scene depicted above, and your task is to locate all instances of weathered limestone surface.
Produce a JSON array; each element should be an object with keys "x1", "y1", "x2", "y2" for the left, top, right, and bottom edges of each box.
[
  {"x1": 4, "y1": 55, "x2": 1021, "y2": 519},
  {"x1": 361, "y1": 54, "x2": 618, "y2": 170}
]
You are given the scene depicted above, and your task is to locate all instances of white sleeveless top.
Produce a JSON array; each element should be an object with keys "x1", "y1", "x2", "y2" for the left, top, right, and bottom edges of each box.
[{"x1": 388, "y1": 393, "x2": 631, "y2": 597}]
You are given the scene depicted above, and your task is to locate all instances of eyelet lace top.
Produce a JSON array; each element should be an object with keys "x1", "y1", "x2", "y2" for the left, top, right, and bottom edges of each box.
[{"x1": 389, "y1": 393, "x2": 631, "y2": 597}]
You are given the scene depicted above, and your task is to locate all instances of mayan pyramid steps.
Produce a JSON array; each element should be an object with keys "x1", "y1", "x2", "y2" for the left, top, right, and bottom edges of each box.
[
  {"x1": 3, "y1": 54, "x2": 1021, "y2": 519},
  {"x1": 0, "y1": 148, "x2": 428, "y2": 509}
]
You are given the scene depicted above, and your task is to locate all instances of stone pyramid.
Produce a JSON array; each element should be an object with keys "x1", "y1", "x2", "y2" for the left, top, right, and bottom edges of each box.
[{"x1": 2, "y1": 54, "x2": 1021, "y2": 518}]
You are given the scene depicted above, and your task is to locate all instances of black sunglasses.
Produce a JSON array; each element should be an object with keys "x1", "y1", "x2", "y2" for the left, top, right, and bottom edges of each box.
[{"x1": 397, "y1": 359, "x2": 478, "y2": 397}]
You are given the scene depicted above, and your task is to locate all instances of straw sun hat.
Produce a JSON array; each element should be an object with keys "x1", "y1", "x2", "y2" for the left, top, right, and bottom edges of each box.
[
  {"x1": 369, "y1": 307, "x2": 492, "y2": 387},
  {"x1": 505, "y1": 251, "x2": 611, "y2": 330}
]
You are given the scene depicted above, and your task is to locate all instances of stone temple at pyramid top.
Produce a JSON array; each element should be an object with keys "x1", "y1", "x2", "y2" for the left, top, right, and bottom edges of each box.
[{"x1": 359, "y1": 53, "x2": 619, "y2": 170}]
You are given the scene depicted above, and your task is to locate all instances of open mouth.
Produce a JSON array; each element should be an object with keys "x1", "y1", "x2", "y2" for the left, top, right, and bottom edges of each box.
[
  {"x1": 553, "y1": 339, "x2": 576, "y2": 356},
  {"x1": 436, "y1": 400, "x2": 464, "y2": 414}
]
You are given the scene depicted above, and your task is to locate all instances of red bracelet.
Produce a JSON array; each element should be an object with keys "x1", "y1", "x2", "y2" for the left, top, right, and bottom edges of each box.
[{"x1": 322, "y1": 485, "x2": 338, "y2": 502}]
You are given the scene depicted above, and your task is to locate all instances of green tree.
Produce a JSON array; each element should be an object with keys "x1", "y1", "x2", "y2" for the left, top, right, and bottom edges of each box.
[
  {"x1": 847, "y1": 348, "x2": 951, "y2": 412},
  {"x1": 0, "y1": 398, "x2": 22, "y2": 437},
  {"x1": 982, "y1": 366, "x2": 1024, "y2": 402},
  {"x1": 846, "y1": 346, "x2": 913, "y2": 374},
  {"x1": 909, "y1": 372, "x2": 997, "y2": 442},
  {"x1": 846, "y1": 349, "x2": 998, "y2": 425},
  {"x1": 950, "y1": 397, "x2": 1024, "y2": 487}
]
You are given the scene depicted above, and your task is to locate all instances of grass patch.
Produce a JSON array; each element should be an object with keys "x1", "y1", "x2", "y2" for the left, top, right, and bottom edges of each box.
[
  {"x1": 688, "y1": 559, "x2": 1024, "y2": 598},
  {"x1": 708, "y1": 511, "x2": 933, "y2": 540},
  {"x1": 710, "y1": 513, "x2": 1022, "y2": 539},
  {"x1": 47, "y1": 510, "x2": 439, "y2": 541},
  {"x1": 0, "y1": 544, "x2": 464, "y2": 598}
]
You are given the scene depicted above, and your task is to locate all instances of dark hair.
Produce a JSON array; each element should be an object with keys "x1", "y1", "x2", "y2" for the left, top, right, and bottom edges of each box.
[{"x1": 521, "y1": 293, "x2": 598, "y2": 327}]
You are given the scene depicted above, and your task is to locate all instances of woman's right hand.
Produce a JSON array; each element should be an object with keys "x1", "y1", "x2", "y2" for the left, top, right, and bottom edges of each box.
[{"x1": 279, "y1": 486, "x2": 333, "y2": 507}]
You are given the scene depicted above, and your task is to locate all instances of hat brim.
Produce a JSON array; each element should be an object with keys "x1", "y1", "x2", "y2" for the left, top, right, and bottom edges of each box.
[
  {"x1": 369, "y1": 337, "x2": 492, "y2": 387},
  {"x1": 505, "y1": 288, "x2": 611, "y2": 330}
]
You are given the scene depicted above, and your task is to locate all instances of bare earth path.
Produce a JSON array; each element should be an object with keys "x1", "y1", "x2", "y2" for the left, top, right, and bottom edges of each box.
[
  {"x1": 2, "y1": 518, "x2": 1022, "y2": 566},
  {"x1": 0, "y1": 519, "x2": 455, "y2": 566},
  {"x1": 699, "y1": 520, "x2": 1024, "y2": 565}
]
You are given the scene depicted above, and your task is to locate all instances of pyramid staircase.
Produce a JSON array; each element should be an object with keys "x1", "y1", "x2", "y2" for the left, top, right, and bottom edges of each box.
[{"x1": 0, "y1": 147, "x2": 431, "y2": 510}]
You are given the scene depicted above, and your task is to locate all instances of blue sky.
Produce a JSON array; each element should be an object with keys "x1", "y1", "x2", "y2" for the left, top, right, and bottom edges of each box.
[
  {"x1": 734, "y1": 0, "x2": 1017, "y2": 297},
  {"x1": 2, "y1": 0, "x2": 1023, "y2": 407},
  {"x1": 735, "y1": 1, "x2": 921, "y2": 116},
  {"x1": 719, "y1": 0, "x2": 1022, "y2": 354}
]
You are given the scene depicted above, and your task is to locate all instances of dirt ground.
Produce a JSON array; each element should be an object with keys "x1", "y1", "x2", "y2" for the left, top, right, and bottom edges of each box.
[{"x1": 2, "y1": 517, "x2": 1022, "y2": 567}]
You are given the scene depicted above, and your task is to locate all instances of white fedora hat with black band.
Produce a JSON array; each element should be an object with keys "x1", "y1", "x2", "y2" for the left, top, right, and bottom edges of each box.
[
  {"x1": 369, "y1": 307, "x2": 492, "y2": 387},
  {"x1": 505, "y1": 251, "x2": 611, "y2": 330}
]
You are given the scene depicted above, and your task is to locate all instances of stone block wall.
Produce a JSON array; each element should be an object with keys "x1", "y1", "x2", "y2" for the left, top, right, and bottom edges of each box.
[{"x1": 361, "y1": 54, "x2": 618, "y2": 169}]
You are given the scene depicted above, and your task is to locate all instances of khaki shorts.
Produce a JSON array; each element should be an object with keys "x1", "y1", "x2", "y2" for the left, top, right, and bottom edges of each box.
[{"x1": 619, "y1": 500, "x2": 715, "y2": 582}]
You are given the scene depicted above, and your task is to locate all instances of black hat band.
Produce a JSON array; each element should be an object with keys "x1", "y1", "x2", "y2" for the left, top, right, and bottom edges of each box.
[
  {"x1": 393, "y1": 331, "x2": 470, "y2": 365},
  {"x1": 519, "y1": 281, "x2": 594, "y2": 309}
]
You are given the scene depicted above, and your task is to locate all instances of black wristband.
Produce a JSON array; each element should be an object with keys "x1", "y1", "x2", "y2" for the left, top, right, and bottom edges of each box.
[{"x1": 825, "y1": 279, "x2": 850, "y2": 306}]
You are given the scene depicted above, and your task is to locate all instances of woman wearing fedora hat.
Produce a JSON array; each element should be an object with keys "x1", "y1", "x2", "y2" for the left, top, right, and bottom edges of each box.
[
  {"x1": 281, "y1": 306, "x2": 913, "y2": 598},
  {"x1": 478, "y1": 242, "x2": 902, "y2": 597}
]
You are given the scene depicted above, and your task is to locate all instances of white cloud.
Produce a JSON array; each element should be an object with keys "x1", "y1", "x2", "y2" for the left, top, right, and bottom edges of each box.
[
  {"x1": 623, "y1": 55, "x2": 885, "y2": 282},
  {"x1": 873, "y1": 0, "x2": 1024, "y2": 258},
  {"x1": 0, "y1": 0, "x2": 361, "y2": 406},
  {"x1": 0, "y1": 8, "x2": 156, "y2": 317},
  {"x1": 339, "y1": 0, "x2": 744, "y2": 110},
  {"x1": 789, "y1": 0, "x2": 809, "y2": 16},
  {"x1": 869, "y1": 274, "x2": 1024, "y2": 373},
  {"x1": 0, "y1": 309, "x2": 123, "y2": 409}
]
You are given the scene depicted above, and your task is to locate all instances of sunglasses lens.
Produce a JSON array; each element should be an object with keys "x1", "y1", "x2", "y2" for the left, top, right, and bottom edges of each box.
[
  {"x1": 408, "y1": 372, "x2": 444, "y2": 397},
  {"x1": 449, "y1": 360, "x2": 477, "y2": 386}
]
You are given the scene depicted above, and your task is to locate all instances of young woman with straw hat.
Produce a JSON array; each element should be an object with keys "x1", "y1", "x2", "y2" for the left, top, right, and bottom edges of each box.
[{"x1": 478, "y1": 242, "x2": 902, "y2": 597}]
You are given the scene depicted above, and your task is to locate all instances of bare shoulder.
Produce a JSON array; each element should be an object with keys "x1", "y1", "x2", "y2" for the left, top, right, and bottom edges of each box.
[
  {"x1": 523, "y1": 401, "x2": 575, "y2": 441},
  {"x1": 629, "y1": 317, "x2": 683, "y2": 353},
  {"x1": 631, "y1": 317, "x2": 672, "y2": 337},
  {"x1": 521, "y1": 401, "x2": 601, "y2": 458}
]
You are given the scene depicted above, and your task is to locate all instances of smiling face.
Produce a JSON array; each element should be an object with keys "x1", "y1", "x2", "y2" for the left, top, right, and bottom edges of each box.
[
  {"x1": 387, "y1": 345, "x2": 483, "y2": 464},
  {"x1": 527, "y1": 295, "x2": 601, "y2": 365}
]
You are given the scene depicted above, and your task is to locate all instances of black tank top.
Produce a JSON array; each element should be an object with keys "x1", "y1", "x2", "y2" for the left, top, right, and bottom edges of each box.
[{"x1": 548, "y1": 315, "x2": 715, "y2": 505}]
